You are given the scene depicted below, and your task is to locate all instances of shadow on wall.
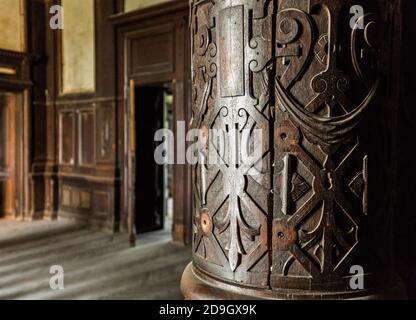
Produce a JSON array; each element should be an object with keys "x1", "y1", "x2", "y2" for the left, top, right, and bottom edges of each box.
[{"x1": 396, "y1": 0, "x2": 416, "y2": 300}]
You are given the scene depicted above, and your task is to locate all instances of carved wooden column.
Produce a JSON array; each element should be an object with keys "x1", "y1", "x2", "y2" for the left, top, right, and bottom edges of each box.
[{"x1": 182, "y1": 0, "x2": 403, "y2": 299}]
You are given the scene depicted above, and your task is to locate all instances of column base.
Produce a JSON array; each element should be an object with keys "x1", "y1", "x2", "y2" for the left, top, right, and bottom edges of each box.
[{"x1": 181, "y1": 263, "x2": 407, "y2": 300}]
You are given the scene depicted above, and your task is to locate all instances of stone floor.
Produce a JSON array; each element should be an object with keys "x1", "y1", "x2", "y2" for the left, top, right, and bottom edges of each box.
[{"x1": 0, "y1": 218, "x2": 191, "y2": 300}]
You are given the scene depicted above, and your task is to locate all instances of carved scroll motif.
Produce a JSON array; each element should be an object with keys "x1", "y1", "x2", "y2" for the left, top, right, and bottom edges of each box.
[
  {"x1": 272, "y1": 0, "x2": 382, "y2": 290},
  {"x1": 190, "y1": 0, "x2": 389, "y2": 294}
]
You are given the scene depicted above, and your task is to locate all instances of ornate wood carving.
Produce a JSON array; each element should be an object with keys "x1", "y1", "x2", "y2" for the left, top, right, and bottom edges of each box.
[
  {"x1": 272, "y1": 0, "x2": 383, "y2": 291},
  {"x1": 191, "y1": 0, "x2": 273, "y2": 287},
  {"x1": 186, "y1": 0, "x2": 400, "y2": 299}
]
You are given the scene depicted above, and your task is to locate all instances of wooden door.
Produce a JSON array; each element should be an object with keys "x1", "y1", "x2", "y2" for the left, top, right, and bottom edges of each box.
[
  {"x1": 0, "y1": 92, "x2": 16, "y2": 218},
  {"x1": 126, "y1": 82, "x2": 167, "y2": 238},
  {"x1": 113, "y1": 1, "x2": 191, "y2": 244}
]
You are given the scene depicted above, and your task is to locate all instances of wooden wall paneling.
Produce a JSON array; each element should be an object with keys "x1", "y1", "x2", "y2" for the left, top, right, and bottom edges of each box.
[
  {"x1": 0, "y1": 93, "x2": 16, "y2": 217},
  {"x1": 19, "y1": 0, "x2": 120, "y2": 224},
  {"x1": 0, "y1": 52, "x2": 31, "y2": 90},
  {"x1": 0, "y1": 47, "x2": 32, "y2": 220},
  {"x1": 78, "y1": 107, "x2": 96, "y2": 167},
  {"x1": 59, "y1": 181, "x2": 92, "y2": 214},
  {"x1": 58, "y1": 109, "x2": 75, "y2": 166},
  {"x1": 21, "y1": 89, "x2": 31, "y2": 219},
  {"x1": 127, "y1": 24, "x2": 174, "y2": 78},
  {"x1": 47, "y1": 0, "x2": 119, "y2": 229},
  {"x1": 96, "y1": 101, "x2": 116, "y2": 164},
  {"x1": 93, "y1": 189, "x2": 112, "y2": 218}
]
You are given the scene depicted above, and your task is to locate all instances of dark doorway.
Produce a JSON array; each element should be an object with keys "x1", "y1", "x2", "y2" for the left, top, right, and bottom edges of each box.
[{"x1": 134, "y1": 84, "x2": 173, "y2": 234}]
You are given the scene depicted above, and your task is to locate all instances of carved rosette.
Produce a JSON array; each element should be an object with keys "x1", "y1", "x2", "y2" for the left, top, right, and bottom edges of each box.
[{"x1": 185, "y1": 0, "x2": 397, "y2": 299}]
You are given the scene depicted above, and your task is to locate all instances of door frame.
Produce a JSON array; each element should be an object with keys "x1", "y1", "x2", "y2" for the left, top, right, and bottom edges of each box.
[
  {"x1": 127, "y1": 80, "x2": 171, "y2": 240},
  {"x1": 112, "y1": 1, "x2": 192, "y2": 244}
]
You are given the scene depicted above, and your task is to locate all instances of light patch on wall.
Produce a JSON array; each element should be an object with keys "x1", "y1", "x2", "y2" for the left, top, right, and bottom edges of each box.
[
  {"x1": 0, "y1": 0, "x2": 25, "y2": 52},
  {"x1": 61, "y1": 0, "x2": 95, "y2": 94},
  {"x1": 0, "y1": 67, "x2": 16, "y2": 75},
  {"x1": 124, "y1": 0, "x2": 174, "y2": 12}
]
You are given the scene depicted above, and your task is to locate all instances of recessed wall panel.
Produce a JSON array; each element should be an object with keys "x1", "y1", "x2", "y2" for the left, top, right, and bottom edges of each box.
[{"x1": 61, "y1": 0, "x2": 95, "y2": 93}]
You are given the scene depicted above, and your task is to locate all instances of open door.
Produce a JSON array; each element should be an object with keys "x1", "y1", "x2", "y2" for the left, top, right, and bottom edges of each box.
[
  {"x1": 126, "y1": 80, "x2": 136, "y2": 245},
  {"x1": 134, "y1": 85, "x2": 166, "y2": 234},
  {"x1": 126, "y1": 80, "x2": 173, "y2": 243}
]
